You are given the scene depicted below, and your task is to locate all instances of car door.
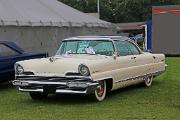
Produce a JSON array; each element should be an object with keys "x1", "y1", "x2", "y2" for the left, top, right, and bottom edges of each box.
[
  {"x1": 113, "y1": 40, "x2": 154, "y2": 89},
  {"x1": 113, "y1": 40, "x2": 137, "y2": 89},
  {"x1": 0, "y1": 44, "x2": 21, "y2": 80},
  {"x1": 125, "y1": 41, "x2": 154, "y2": 78}
]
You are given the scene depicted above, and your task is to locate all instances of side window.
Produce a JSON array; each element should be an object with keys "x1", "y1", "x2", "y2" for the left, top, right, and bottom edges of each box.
[
  {"x1": 93, "y1": 41, "x2": 114, "y2": 56},
  {"x1": 115, "y1": 41, "x2": 131, "y2": 56},
  {"x1": 0, "y1": 44, "x2": 19, "y2": 57},
  {"x1": 125, "y1": 42, "x2": 140, "y2": 55}
]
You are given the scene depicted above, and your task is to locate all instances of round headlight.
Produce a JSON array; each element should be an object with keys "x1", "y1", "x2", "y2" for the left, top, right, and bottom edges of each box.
[
  {"x1": 78, "y1": 64, "x2": 90, "y2": 76},
  {"x1": 16, "y1": 64, "x2": 24, "y2": 74}
]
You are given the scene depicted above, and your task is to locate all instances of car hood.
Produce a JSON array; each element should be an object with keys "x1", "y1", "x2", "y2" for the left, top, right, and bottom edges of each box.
[{"x1": 17, "y1": 54, "x2": 113, "y2": 77}]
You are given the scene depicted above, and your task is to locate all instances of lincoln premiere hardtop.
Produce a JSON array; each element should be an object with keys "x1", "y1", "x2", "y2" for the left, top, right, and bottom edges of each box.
[{"x1": 13, "y1": 36, "x2": 167, "y2": 101}]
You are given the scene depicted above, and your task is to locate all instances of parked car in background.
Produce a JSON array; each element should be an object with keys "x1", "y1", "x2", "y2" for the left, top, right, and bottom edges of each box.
[
  {"x1": 13, "y1": 36, "x2": 167, "y2": 101},
  {"x1": 130, "y1": 34, "x2": 145, "y2": 50},
  {"x1": 0, "y1": 41, "x2": 48, "y2": 82}
]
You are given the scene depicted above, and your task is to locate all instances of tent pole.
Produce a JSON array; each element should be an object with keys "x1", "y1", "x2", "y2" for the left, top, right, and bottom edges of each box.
[{"x1": 97, "y1": 0, "x2": 100, "y2": 18}]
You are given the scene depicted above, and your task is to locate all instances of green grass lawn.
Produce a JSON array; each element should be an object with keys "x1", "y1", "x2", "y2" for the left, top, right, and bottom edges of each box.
[{"x1": 0, "y1": 57, "x2": 180, "y2": 120}]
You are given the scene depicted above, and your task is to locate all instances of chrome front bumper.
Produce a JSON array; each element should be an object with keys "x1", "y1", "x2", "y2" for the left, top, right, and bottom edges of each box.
[{"x1": 12, "y1": 77, "x2": 99, "y2": 94}]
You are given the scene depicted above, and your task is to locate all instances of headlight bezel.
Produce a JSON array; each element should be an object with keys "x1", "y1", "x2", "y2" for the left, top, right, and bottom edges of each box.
[
  {"x1": 15, "y1": 64, "x2": 24, "y2": 75},
  {"x1": 78, "y1": 64, "x2": 90, "y2": 76}
]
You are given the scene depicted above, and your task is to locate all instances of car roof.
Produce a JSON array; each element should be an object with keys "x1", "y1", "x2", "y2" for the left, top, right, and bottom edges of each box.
[{"x1": 63, "y1": 36, "x2": 130, "y2": 41}]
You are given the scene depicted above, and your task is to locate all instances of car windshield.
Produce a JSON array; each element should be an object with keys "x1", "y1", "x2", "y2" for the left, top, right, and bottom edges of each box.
[{"x1": 56, "y1": 40, "x2": 115, "y2": 56}]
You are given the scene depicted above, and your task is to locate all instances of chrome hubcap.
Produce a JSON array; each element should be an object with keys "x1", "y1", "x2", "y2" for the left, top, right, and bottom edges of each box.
[
  {"x1": 96, "y1": 81, "x2": 105, "y2": 97},
  {"x1": 147, "y1": 77, "x2": 151, "y2": 83},
  {"x1": 145, "y1": 76, "x2": 152, "y2": 86}
]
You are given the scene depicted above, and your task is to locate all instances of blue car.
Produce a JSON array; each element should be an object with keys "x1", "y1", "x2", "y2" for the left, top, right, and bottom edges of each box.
[{"x1": 0, "y1": 41, "x2": 48, "y2": 82}]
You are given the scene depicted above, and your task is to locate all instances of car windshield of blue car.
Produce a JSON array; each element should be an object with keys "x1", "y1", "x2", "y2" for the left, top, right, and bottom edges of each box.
[{"x1": 56, "y1": 40, "x2": 115, "y2": 56}]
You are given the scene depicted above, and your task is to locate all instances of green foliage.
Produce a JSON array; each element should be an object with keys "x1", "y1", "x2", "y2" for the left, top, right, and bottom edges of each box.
[
  {"x1": 60, "y1": 0, "x2": 97, "y2": 13},
  {"x1": 100, "y1": 0, "x2": 152, "y2": 23},
  {"x1": 59, "y1": 0, "x2": 180, "y2": 23}
]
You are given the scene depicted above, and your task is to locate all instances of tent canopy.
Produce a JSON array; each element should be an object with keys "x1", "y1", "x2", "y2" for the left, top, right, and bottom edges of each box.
[{"x1": 0, "y1": 0, "x2": 111, "y2": 27}]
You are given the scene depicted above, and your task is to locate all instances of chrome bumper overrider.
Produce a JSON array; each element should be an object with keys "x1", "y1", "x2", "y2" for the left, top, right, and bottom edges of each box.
[
  {"x1": 12, "y1": 77, "x2": 99, "y2": 94},
  {"x1": 165, "y1": 64, "x2": 168, "y2": 69}
]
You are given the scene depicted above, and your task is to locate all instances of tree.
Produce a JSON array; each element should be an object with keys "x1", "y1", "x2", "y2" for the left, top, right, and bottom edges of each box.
[
  {"x1": 100, "y1": 0, "x2": 152, "y2": 23},
  {"x1": 59, "y1": 0, "x2": 180, "y2": 23},
  {"x1": 60, "y1": 0, "x2": 97, "y2": 13}
]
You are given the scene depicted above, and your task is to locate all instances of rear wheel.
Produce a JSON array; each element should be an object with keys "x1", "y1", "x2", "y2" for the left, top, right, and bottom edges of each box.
[
  {"x1": 144, "y1": 76, "x2": 153, "y2": 87},
  {"x1": 91, "y1": 80, "x2": 106, "y2": 101},
  {"x1": 29, "y1": 92, "x2": 48, "y2": 100}
]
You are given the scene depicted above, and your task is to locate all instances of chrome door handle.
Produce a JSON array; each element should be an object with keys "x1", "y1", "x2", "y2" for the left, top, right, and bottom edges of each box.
[{"x1": 131, "y1": 57, "x2": 136, "y2": 59}]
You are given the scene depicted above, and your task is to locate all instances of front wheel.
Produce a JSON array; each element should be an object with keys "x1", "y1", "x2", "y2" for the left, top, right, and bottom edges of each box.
[
  {"x1": 91, "y1": 80, "x2": 106, "y2": 101},
  {"x1": 29, "y1": 92, "x2": 48, "y2": 100},
  {"x1": 144, "y1": 76, "x2": 153, "y2": 87}
]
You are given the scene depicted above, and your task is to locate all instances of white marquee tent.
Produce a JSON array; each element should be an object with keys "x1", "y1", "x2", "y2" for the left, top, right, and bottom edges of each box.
[{"x1": 0, "y1": 0, "x2": 116, "y2": 55}]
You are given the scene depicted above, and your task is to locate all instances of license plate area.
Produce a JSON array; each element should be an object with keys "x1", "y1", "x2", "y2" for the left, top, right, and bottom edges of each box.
[{"x1": 43, "y1": 86, "x2": 56, "y2": 93}]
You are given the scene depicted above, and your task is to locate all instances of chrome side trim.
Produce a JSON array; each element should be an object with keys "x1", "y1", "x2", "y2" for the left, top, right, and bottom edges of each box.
[
  {"x1": 115, "y1": 70, "x2": 165, "y2": 84},
  {"x1": 95, "y1": 77, "x2": 113, "y2": 81}
]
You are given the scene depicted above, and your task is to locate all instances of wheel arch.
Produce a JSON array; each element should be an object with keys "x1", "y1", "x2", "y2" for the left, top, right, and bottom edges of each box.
[{"x1": 104, "y1": 78, "x2": 113, "y2": 92}]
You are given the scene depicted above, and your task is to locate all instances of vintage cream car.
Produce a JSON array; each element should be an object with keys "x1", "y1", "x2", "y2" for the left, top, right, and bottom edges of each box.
[{"x1": 13, "y1": 36, "x2": 167, "y2": 101}]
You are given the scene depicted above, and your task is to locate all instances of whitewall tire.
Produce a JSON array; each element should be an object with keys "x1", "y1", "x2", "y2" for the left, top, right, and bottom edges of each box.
[
  {"x1": 91, "y1": 80, "x2": 106, "y2": 101},
  {"x1": 144, "y1": 76, "x2": 153, "y2": 87}
]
